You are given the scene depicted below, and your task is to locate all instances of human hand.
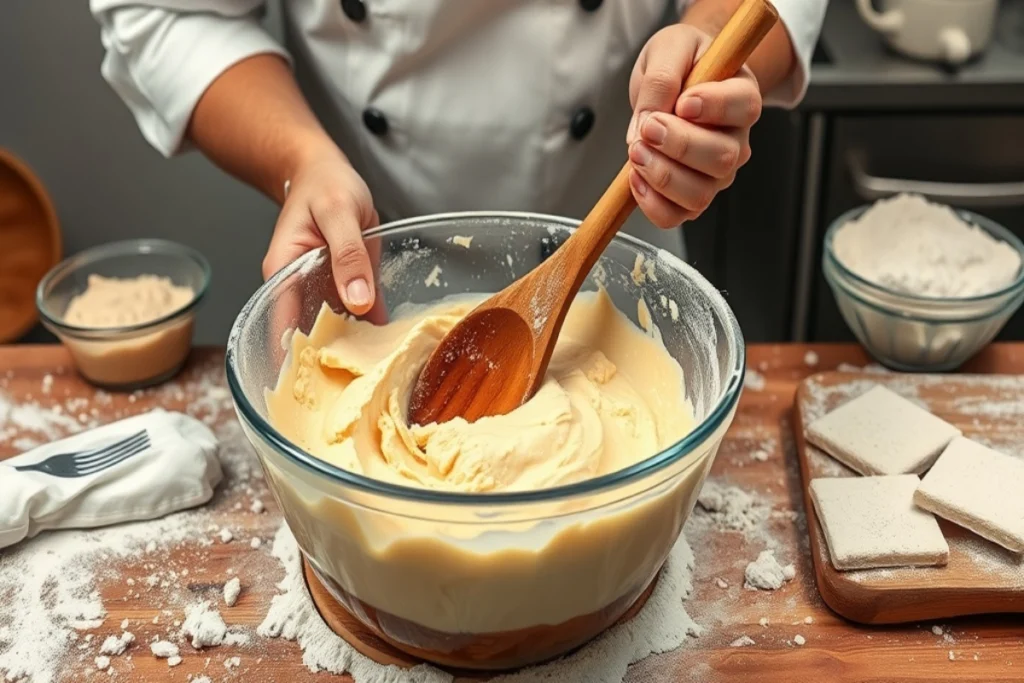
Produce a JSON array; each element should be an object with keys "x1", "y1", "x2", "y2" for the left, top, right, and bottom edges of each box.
[
  {"x1": 262, "y1": 145, "x2": 380, "y2": 315},
  {"x1": 626, "y1": 24, "x2": 762, "y2": 228}
]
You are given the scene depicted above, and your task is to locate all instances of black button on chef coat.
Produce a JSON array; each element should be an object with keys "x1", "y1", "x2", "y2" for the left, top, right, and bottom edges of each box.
[
  {"x1": 363, "y1": 107, "x2": 389, "y2": 136},
  {"x1": 342, "y1": 0, "x2": 367, "y2": 22},
  {"x1": 579, "y1": 0, "x2": 603, "y2": 11},
  {"x1": 570, "y1": 107, "x2": 595, "y2": 140}
]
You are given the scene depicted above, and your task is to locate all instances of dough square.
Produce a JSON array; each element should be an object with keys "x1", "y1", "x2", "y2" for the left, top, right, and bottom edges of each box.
[
  {"x1": 915, "y1": 437, "x2": 1024, "y2": 554},
  {"x1": 810, "y1": 475, "x2": 949, "y2": 571},
  {"x1": 805, "y1": 385, "x2": 960, "y2": 475}
]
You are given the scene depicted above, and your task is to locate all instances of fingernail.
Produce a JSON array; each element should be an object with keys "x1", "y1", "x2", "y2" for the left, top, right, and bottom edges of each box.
[
  {"x1": 631, "y1": 171, "x2": 649, "y2": 197},
  {"x1": 346, "y1": 278, "x2": 371, "y2": 307},
  {"x1": 642, "y1": 115, "x2": 667, "y2": 145},
  {"x1": 630, "y1": 142, "x2": 653, "y2": 167},
  {"x1": 678, "y1": 96, "x2": 702, "y2": 119},
  {"x1": 627, "y1": 114, "x2": 637, "y2": 142}
]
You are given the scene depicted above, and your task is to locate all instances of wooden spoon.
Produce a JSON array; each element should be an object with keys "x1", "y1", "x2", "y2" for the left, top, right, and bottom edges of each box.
[{"x1": 408, "y1": 0, "x2": 779, "y2": 426}]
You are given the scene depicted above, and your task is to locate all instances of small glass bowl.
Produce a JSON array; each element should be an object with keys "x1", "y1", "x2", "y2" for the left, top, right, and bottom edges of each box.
[
  {"x1": 36, "y1": 239, "x2": 211, "y2": 390},
  {"x1": 823, "y1": 205, "x2": 1024, "y2": 372},
  {"x1": 226, "y1": 211, "x2": 745, "y2": 670}
]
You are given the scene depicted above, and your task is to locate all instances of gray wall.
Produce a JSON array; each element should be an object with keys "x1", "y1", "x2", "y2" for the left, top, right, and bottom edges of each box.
[
  {"x1": 2, "y1": 2, "x2": 683, "y2": 346},
  {"x1": 2, "y1": 2, "x2": 281, "y2": 345}
]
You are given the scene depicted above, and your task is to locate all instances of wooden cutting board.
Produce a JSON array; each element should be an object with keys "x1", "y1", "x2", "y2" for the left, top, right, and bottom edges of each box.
[{"x1": 794, "y1": 371, "x2": 1024, "y2": 625}]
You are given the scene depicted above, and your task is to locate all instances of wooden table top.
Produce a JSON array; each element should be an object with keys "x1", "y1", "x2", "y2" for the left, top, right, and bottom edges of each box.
[{"x1": 1, "y1": 343, "x2": 1023, "y2": 683}]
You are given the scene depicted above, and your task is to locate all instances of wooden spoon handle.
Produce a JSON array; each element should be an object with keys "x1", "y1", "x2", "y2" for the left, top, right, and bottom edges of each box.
[
  {"x1": 562, "y1": 0, "x2": 779, "y2": 280},
  {"x1": 683, "y1": 0, "x2": 780, "y2": 89}
]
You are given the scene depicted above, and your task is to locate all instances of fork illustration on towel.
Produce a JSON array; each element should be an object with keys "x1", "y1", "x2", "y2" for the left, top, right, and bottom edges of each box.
[{"x1": 14, "y1": 429, "x2": 151, "y2": 478}]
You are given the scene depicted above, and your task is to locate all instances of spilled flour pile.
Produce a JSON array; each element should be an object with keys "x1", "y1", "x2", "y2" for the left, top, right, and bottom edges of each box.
[
  {"x1": 259, "y1": 524, "x2": 702, "y2": 683},
  {"x1": 0, "y1": 513, "x2": 206, "y2": 683},
  {"x1": 695, "y1": 480, "x2": 769, "y2": 533}
]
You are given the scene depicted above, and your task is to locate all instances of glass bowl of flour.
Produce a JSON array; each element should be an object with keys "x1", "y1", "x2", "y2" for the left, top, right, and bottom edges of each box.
[
  {"x1": 226, "y1": 211, "x2": 744, "y2": 669},
  {"x1": 36, "y1": 238, "x2": 210, "y2": 388},
  {"x1": 824, "y1": 194, "x2": 1024, "y2": 371}
]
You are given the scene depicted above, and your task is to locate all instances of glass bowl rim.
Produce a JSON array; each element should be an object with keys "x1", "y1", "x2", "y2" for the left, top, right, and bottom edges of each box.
[
  {"x1": 36, "y1": 238, "x2": 211, "y2": 337},
  {"x1": 823, "y1": 204, "x2": 1024, "y2": 305},
  {"x1": 225, "y1": 210, "x2": 746, "y2": 506}
]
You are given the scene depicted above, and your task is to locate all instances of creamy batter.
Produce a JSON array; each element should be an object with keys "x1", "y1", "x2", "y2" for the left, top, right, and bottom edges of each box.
[
  {"x1": 258, "y1": 289, "x2": 721, "y2": 639},
  {"x1": 266, "y1": 290, "x2": 694, "y2": 493}
]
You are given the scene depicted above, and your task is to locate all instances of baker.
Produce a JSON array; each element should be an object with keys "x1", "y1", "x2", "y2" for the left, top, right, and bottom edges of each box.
[{"x1": 90, "y1": 0, "x2": 825, "y2": 315}]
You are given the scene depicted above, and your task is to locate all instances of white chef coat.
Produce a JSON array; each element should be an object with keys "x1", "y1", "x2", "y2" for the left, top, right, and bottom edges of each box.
[{"x1": 91, "y1": 0, "x2": 826, "y2": 242}]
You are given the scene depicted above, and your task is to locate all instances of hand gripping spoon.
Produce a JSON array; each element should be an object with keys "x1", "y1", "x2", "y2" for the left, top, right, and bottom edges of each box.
[{"x1": 408, "y1": 0, "x2": 779, "y2": 426}]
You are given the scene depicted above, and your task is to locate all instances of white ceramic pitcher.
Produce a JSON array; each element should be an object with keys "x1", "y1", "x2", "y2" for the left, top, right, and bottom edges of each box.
[{"x1": 855, "y1": 0, "x2": 999, "y2": 64}]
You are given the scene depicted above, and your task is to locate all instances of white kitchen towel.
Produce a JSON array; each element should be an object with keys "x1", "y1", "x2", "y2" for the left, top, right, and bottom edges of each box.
[{"x1": 0, "y1": 410, "x2": 221, "y2": 550}]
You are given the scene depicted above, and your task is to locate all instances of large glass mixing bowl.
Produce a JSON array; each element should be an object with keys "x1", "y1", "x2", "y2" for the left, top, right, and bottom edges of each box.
[{"x1": 226, "y1": 212, "x2": 744, "y2": 670}]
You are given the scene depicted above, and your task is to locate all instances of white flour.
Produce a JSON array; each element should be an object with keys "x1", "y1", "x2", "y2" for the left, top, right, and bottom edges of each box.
[
  {"x1": 224, "y1": 577, "x2": 242, "y2": 607},
  {"x1": 833, "y1": 193, "x2": 1021, "y2": 298},
  {"x1": 259, "y1": 523, "x2": 701, "y2": 683},
  {"x1": 0, "y1": 392, "x2": 86, "y2": 443},
  {"x1": 744, "y1": 370, "x2": 766, "y2": 392},
  {"x1": 695, "y1": 481, "x2": 769, "y2": 533},
  {"x1": 182, "y1": 601, "x2": 232, "y2": 648},
  {"x1": 744, "y1": 550, "x2": 794, "y2": 591},
  {"x1": 0, "y1": 513, "x2": 203, "y2": 683}
]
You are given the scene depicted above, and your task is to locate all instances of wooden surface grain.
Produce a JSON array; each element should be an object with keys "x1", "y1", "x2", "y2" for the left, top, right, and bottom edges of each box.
[
  {"x1": 795, "y1": 371, "x2": 1024, "y2": 626},
  {"x1": 1, "y1": 343, "x2": 1023, "y2": 682}
]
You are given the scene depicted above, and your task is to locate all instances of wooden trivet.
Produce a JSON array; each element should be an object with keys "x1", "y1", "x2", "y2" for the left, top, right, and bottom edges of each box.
[{"x1": 302, "y1": 558, "x2": 659, "y2": 680}]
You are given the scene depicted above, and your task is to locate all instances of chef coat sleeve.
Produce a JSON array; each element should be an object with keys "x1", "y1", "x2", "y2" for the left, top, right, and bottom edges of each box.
[
  {"x1": 677, "y1": 0, "x2": 827, "y2": 109},
  {"x1": 90, "y1": 0, "x2": 291, "y2": 157}
]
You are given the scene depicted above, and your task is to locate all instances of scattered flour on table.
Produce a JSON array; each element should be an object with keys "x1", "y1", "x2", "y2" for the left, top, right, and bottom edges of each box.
[
  {"x1": 749, "y1": 449, "x2": 770, "y2": 463},
  {"x1": 694, "y1": 480, "x2": 769, "y2": 534},
  {"x1": 0, "y1": 392, "x2": 87, "y2": 443},
  {"x1": 744, "y1": 550, "x2": 795, "y2": 591},
  {"x1": 729, "y1": 636, "x2": 755, "y2": 648},
  {"x1": 99, "y1": 631, "x2": 134, "y2": 656},
  {"x1": 150, "y1": 641, "x2": 179, "y2": 658},
  {"x1": 744, "y1": 370, "x2": 766, "y2": 392},
  {"x1": 0, "y1": 513, "x2": 203, "y2": 683},
  {"x1": 832, "y1": 193, "x2": 1021, "y2": 298},
  {"x1": 182, "y1": 601, "x2": 233, "y2": 648},
  {"x1": 224, "y1": 577, "x2": 242, "y2": 607},
  {"x1": 259, "y1": 523, "x2": 701, "y2": 683}
]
